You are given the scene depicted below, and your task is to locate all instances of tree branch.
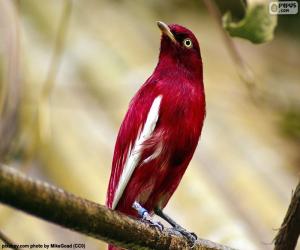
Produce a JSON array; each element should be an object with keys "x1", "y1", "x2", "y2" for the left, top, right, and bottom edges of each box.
[
  {"x1": 0, "y1": 165, "x2": 235, "y2": 250},
  {"x1": 274, "y1": 181, "x2": 300, "y2": 250}
]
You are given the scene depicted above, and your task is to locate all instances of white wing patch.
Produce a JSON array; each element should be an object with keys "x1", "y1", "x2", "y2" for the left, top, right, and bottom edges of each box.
[
  {"x1": 112, "y1": 95, "x2": 162, "y2": 209},
  {"x1": 142, "y1": 141, "x2": 162, "y2": 165}
]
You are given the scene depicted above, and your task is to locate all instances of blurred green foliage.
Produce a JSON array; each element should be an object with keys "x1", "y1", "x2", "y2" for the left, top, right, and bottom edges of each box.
[
  {"x1": 223, "y1": 1, "x2": 277, "y2": 43},
  {"x1": 280, "y1": 109, "x2": 300, "y2": 142}
]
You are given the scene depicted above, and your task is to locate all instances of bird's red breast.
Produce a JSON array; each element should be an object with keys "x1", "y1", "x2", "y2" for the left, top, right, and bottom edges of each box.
[{"x1": 106, "y1": 22, "x2": 205, "y2": 221}]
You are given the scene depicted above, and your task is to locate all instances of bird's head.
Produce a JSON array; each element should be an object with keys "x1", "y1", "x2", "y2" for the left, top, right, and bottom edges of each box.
[{"x1": 157, "y1": 21, "x2": 202, "y2": 77}]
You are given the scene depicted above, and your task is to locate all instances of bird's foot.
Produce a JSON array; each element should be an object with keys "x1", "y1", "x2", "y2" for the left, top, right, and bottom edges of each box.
[
  {"x1": 154, "y1": 207, "x2": 197, "y2": 246},
  {"x1": 132, "y1": 201, "x2": 163, "y2": 231},
  {"x1": 170, "y1": 225, "x2": 197, "y2": 247},
  {"x1": 142, "y1": 212, "x2": 164, "y2": 231}
]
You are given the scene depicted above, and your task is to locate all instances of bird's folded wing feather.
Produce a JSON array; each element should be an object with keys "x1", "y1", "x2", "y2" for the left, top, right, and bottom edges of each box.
[{"x1": 106, "y1": 93, "x2": 162, "y2": 209}]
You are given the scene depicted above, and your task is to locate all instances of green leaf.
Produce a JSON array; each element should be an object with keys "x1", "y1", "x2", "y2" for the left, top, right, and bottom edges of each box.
[{"x1": 223, "y1": 1, "x2": 277, "y2": 44}]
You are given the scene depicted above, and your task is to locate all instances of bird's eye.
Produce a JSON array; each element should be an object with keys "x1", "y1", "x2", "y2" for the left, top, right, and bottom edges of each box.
[{"x1": 183, "y1": 38, "x2": 193, "y2": 48}]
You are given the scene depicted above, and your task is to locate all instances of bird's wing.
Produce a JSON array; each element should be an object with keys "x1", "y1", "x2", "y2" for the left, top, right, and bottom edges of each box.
[{"x1": 106, "y1": 85, "x2": 162, "y2": 209}]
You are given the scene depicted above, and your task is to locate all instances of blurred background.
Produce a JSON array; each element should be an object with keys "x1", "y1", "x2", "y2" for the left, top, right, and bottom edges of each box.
[{"x1": 0, "y1": 0, "x2": 299, "y2": 249}]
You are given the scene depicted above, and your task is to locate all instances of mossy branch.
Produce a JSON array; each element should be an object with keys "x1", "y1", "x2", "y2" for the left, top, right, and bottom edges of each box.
[{"x1": 0, "y1": 165, "x2": 235, "y2": 250}]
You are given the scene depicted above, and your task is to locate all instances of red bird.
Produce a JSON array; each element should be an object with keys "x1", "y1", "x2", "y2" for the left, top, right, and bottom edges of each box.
[{"x1": 106, "y1": 21, "x2": 205, "y2": 249}]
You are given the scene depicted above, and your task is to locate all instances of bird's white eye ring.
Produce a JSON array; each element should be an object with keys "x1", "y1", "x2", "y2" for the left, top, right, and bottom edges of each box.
[{"x1": 183, "y1": 38, "x2": 193, "y2": 48}]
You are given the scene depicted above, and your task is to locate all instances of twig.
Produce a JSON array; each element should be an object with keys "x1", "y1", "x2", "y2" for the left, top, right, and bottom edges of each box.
[
  {"x1": 274, "y1": 181, "x2": 300, "y2": 250},
  {"x1": 0, "y1": 165, "x2": 236, "y2": 250},
  {"x1": 41, "y1": 0, "x2": 72, "y2": 98},
  {"x1": 0, "y1": 230, "x2": 19, "y2": 250},
  {"x1": 38, "y1": 0, "x2": 72, "y2": 142},
  {"x1": 203, "y1": 0, "x2": 256, "y2": 90}
]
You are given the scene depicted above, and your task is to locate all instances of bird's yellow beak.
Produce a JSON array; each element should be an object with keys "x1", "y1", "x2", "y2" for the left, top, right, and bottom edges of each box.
[{"x1": 157, "y1": 21, "x2": 177, "y2": 43}]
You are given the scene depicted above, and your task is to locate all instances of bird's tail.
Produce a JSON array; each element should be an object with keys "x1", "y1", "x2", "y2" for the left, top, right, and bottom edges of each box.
[{"x1": 108, "y1": 244, "x2": 123, "y2": 250}]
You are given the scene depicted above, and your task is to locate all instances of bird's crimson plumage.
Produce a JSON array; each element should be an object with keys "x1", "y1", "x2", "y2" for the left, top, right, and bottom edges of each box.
[{"x1": 106, "y1": 22, "x2": 205, "y2": 250}]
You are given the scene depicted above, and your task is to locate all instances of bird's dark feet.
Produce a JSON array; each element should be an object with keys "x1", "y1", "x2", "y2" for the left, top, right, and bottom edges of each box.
[
  {"x1": 154, "y1": 207, "x2": 197, "y2": 246},
  {"x1": 170, "y1": 225, "x2": 197, "y2": 246}
]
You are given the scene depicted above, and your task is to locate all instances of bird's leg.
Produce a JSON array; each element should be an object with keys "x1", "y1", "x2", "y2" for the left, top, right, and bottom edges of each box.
[
  {"x1": 154, "y1": 207, "x2": 197, "y2": 245},
  {"x1": 132, "y1": 201, "x2": 163, "y2": 231}
]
